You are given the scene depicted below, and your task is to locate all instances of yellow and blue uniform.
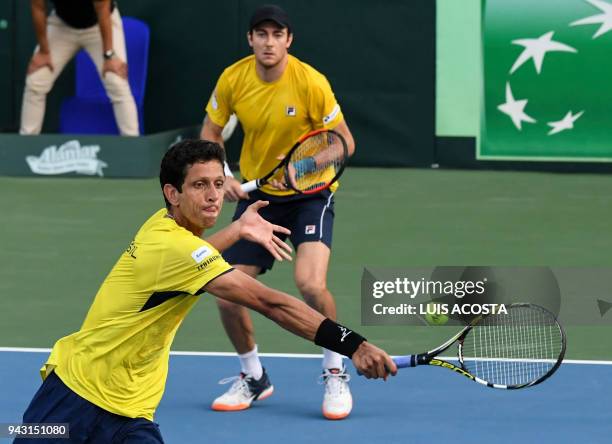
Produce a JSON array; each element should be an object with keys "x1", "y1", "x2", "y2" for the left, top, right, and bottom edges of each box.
[
  {"x1": 20, "y1": 209, "x2": 232, "y2": 442},
  {"x1": 206, "y1": 55, "x2": 343, "y2": 272},
  {"x1": 206, "y1": 54, "x2": 344, "y2": 197}
]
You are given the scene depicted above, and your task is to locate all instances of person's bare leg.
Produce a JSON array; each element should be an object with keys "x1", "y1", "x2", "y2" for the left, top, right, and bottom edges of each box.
[
  {"x1": 294, "y1": 242, "x2": 340, "y2": 369},
  {"x1": 294, "y1": 242, "x2": 336, "y2": 319},
  {"x1": 212, "y1": 264, "x2": 274, "y2": 411},
  {"x1": 294, "y1": 241, "x2": 351, "y2": 420}
]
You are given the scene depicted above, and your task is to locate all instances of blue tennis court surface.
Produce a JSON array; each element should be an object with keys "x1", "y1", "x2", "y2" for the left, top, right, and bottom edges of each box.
[{"x1": 1, "y1": 351, "x2": 610, "y2": 443}]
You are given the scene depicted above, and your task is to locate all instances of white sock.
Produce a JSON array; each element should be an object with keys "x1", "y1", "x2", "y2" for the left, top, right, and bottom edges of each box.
[
  {"x1": 239, "y1": 345, "x2": 263, "y2": 380},
  {"x1": 322, "y1": 348, "x2": 343, "y2": 370}
]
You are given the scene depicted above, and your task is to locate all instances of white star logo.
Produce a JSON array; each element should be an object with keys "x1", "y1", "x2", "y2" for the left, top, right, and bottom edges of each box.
[
  {"x1": 547, "y1": 110, "x2": 584, "y2": 135},
  {"x1": 571, "y1": 0, "x2": 612, "y2": 39},
  {"x1": 497, "y1": 83, "x2": 537, "y2": 130},
  {"x1": 510, "y1": 31, "x2": 577, "y2": 74}
]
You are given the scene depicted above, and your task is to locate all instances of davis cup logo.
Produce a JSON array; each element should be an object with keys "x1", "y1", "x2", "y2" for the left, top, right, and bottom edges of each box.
[
  {"x1": 26, "y1": 140, "x2": 108, "y2": 177},
  {"x1": 482, "y1": 0, "x2": 612, "y2": 161}
]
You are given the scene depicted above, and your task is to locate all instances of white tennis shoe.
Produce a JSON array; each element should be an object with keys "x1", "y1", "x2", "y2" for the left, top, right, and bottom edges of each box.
[
  {"x1": 211, "y1": 369, "x2": 274, "y2": 411},
  {"x1": 320, "y1": 366, "x2": 352, "y2": 420}
]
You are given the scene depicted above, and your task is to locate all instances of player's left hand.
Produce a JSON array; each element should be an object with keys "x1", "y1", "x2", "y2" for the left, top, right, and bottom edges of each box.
[
  {"x1": 352, "y1": 342, "x2": 397, "y2": 380},
  {"x1": 269, "y1": 178, "x2": 289, "y2": 191},
  {"x1": 238, "y1": 201, "x2": 292, "y2": 261},
  {"x1": 103, "y1": 58, "x2": 128, "y2": 80},
  {"x1": 269, "y1": 154, "x2": 290, "y2": 191}
]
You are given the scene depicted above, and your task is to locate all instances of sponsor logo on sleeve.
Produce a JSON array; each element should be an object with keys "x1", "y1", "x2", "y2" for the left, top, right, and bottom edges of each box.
[
  {"x1": 196, "y1": 254, "x2": 222, "y2": 271},
  {"x1": 322, "y1": 104, "x2": 340, "y2": 125},
  {"x1": 191, "y1": 246, "x2": 212, "y2": 263},
  {"x1": 211, "y1": 91, "x2": 219, "y2": 110}
]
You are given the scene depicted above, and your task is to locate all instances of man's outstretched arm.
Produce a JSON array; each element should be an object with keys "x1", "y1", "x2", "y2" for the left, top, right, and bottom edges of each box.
[{"x1": 204, "y1": 269, "x2": 397, "y2": 379}]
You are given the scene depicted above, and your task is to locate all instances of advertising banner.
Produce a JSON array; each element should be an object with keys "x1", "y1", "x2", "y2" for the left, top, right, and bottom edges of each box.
[{"x1": 481, "y1": 0, "x2": 612, "y2": 161}]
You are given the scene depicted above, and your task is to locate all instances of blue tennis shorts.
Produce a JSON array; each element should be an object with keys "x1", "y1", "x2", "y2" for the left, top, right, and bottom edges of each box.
[
  {"x1": 223, "y1": 189, "x2": 335, "y2": 273},
  {"x1": 15, "y1": 372, "x2": 164, "y2": 444}
]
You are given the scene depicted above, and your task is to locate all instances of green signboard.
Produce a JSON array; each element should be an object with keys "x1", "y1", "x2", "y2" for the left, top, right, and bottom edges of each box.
[
  {"x1": 481, "y1": 0, "x2": 612, "y2": 161},
  {"x1": 0, "y1": 127, "x2": 199, "y2": 178}
]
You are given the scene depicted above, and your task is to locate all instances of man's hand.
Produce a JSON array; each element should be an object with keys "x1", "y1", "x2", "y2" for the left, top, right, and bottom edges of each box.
[
  {"x1": 269, "y1": 178, "x2": 289, "y2": 191},
  {"x1": 351, "y1": 342, "x2": 397, "y2": 380},
  {"x1": 237, "y1": 200, "x2": 292, "y2": 261},
  {"x1": 103, "y1": 58, "x2": 128, "y2": 80},
  {"x1": 27, "y1": 50, "x2": 53, "y2": 75},
  {"x1": 267, "y1": 154, "x2": 290, "y2": 191},
  {"x1": 224, "y1": 176, "x2": 249, "y2": 202}
]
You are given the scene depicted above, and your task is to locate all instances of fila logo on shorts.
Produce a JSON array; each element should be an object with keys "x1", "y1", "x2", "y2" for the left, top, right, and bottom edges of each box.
[
  {"x1": 286, "y1": 106, "x2": 296, "y2": 116},
  {"x1": 305, "y1": 225, "x2": 316, "y2": 235}
]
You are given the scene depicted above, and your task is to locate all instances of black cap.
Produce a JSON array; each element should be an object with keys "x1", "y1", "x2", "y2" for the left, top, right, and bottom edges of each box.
[{"x1": 249, "y1": 4, "x2": 292, "y2": 32}]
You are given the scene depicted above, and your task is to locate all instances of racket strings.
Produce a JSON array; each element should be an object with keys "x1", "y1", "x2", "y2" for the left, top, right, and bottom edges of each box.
[
  {"x1": 460, "y1": 305, "x2": 564, "y2": 387},
  {"x1": 289, "y1": 132, "x2": 347, "y2": 192}
]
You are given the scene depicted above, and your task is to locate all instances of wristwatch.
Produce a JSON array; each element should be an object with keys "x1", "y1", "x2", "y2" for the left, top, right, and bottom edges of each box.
[{"x1": 103, "y1": 49, "x2": 115, "y2": 60}]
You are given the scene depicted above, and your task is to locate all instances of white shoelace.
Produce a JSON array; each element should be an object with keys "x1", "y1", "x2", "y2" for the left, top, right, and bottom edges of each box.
[
  {"x1": 217, "y1": 375, "x2": 252, "y2": 396},
  {"x1": 319, "y1": 371, "x2": 351, "y2": 396}
]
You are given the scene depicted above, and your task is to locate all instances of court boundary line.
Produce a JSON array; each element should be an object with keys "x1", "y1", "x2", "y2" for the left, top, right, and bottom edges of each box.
[{"x1": 1, "y1": 347, "x2": 611, "y2": 366}]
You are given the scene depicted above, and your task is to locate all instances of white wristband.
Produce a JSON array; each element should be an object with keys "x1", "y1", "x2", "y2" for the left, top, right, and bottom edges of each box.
[{"x1": 223, "y1": 161, "x2": 234, "y2": 177}]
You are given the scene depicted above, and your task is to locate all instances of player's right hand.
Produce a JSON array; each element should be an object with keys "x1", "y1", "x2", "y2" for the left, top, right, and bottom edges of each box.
[
  {"x1": 351, "y1": 342, "x2": 397, "y2": 380},
  {"x1": 27, "y1": 50, "x2": 53, "y2": 75},
  {"x1": 224, "y1": 176, "x2": 249, "y2": 202},
  {"x1": 103, "y1": 58, "x2": 128, "y2": 80}
]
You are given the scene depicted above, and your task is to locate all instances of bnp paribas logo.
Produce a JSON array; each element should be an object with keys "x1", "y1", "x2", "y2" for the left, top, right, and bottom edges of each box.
[
  {"x1": 497, "y1": 0, "x2": 612, "y2": 135},
  {"x1": 26, "y1": 140, "x2": 108, "y2": 177}
]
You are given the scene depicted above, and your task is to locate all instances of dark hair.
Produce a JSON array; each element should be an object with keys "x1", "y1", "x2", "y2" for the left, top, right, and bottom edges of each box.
[{"x1": 159, "y1": 139, "x2": 226, "y2": 208}]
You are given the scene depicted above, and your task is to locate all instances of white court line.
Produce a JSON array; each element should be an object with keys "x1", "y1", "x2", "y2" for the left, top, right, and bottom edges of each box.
[
  {"x1": 0, "y1": 347, "x2": 51, "y2": 353},
  {"x1": 1, "y1": 347, "x2": 611, "y2": 366}
]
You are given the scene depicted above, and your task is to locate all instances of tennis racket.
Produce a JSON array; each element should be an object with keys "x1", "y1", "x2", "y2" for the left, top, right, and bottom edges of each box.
[
  {"x1": 240, "y1": 129, "x2": 349, "y2": 195},
  {"x1": 389, "y1": 303, "x2": 566, "y2": 389}
]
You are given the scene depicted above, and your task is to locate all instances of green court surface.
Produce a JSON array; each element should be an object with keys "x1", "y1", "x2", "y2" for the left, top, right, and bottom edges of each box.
[{"x1": 1, "y1": 168, "x2": 611, "y2": 359}]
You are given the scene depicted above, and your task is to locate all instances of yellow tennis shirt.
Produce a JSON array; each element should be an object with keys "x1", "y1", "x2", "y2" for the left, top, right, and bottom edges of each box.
[
  {"x1": 41, "y1": 209, "x2": 232, "y2": 420},
  {"x1": 206, "y1": 54, "x2": 344, "y2": 196}
]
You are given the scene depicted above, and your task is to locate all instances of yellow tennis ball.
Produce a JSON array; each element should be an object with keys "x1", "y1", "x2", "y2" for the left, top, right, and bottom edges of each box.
[{"x1": 424, "y1": 303, "x2": 449, "y2": 325}]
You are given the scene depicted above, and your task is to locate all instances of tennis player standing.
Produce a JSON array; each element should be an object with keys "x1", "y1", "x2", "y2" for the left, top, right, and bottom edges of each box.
[{"x1": 201, "y1": 4, "x2": 356, "y2": 419}]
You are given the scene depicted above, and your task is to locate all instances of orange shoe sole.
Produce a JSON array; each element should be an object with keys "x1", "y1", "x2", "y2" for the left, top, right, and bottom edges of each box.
[
  {"x1": 322, "y1": 405, "x2": 352, "y2": 420},
  {"x1": 212, "y1": 402, "x2": 251, "y2": 412},
  {"x1": 211, "y1": 386, "x2": 274, "y2": 412},
  {"x1": 256, "y1": 386, "x2": 274, "y2": 401}
]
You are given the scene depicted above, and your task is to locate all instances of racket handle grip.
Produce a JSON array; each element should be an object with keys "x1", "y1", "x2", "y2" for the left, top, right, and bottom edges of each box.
[
  {"x1": 241, "y1": 180, "x2": 259, "y2": 193},
  {"x1": 393, "y1": 355, "x2": 417, "y2": 368},
  {"x1": 356, "y1": 355, "x2": 416, "y2": 376}
]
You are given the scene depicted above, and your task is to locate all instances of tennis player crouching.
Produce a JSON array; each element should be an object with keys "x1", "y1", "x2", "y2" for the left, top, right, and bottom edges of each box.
[{"x1": 15, "y1": 140, "x2": 396, "y2": 444}]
